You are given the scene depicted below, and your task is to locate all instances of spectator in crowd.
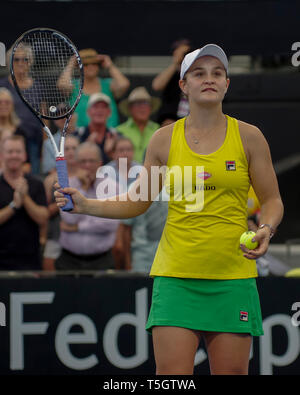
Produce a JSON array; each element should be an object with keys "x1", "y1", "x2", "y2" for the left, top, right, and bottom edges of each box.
[
  {"x1": 0, "y1": 45, "x2": 45, "y2": 174},
  {"x1": 104, "y1": 136, "x2": 143, "y2": 269},
  {"x1": 105, "y1": 136, "x2": 142, "y2": 193},
  {"x1": 152, "y1": 39, "x2": 192, "y2": 119},
  {"x1": 121, "y1": 190, "x2": 168, "y2": 273},
  {"x1": 42, "y1": 135, "x2": 80, "y2": 271},
  {"x1": 78, "y1": 93, "x2": 118, "y2": 165},
  {"x1": 0, "y1": 135, "x2": 48, "y2": 270},
  {"x1": 57, "y1": 48, "x2": 130, "y2": 129},
  {"x1": 55, "y1": 141, "x2": 119, "y2": 270},
  {"x1": 0, "y1": 87, "x2": 31, "y2": 173},
  {"x1": 117, "y1": 87, "x2": 161, "y2": 163},
  {"x1": 41, "y1": 105, "x2": 79, "y2": 175}
]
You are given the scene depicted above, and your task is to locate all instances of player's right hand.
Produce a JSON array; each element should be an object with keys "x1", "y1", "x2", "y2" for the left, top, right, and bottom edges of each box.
[{"x1": 53, "y1": 183, "x2": 86, "y2": 214}]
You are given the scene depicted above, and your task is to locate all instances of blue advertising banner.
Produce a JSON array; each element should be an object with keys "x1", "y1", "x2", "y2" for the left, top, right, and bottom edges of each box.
[{"x1": 0, "y1": 273, "x2": 299, "y2": 376}]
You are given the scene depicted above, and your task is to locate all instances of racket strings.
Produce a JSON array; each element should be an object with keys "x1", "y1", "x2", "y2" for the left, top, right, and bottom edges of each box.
[{"x1": 12, "y1": 31, "x2": 81, "y2": 118}]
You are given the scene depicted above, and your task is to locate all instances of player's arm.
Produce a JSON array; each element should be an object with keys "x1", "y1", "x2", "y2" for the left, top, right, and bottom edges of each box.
[
  {"x1": 55, "y1": 127, "x2": 169, "y2": 219},
  {"x1": 240, "y1": 123, "x2": 284, "y2": 258}
]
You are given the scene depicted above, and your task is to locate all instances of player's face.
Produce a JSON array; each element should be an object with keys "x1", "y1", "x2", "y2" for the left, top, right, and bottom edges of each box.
[
  {"x1": 0, "y1": 92, "x2": 13, "y2": 118},
  {"x1": 129, "y1": 101, "x2": 152, "y2": 122},
  {"x1": 1, "y1": 140, "x2": 26, "y2": 171},
  {"x1": 180, "y1": 56, "x2": 229, "y2": 105},
  {"x1": 88, "y1": 101, "x2": 111, "y2": 124}
]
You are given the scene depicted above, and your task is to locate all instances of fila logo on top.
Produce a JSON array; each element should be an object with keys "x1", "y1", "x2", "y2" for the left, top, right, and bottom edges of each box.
[{"x1": 226, "y1": 161, "x2": 236, "y2": 171}]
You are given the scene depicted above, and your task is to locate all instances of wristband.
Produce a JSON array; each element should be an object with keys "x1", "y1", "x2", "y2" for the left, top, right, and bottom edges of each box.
[{"x1": 258, "y1": 224, "x2": 275, "y2": 239}]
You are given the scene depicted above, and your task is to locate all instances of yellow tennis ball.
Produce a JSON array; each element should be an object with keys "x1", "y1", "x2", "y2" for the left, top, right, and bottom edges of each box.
[{"x1": 240, "y1": 231, "x2": 258, "y2": 249}]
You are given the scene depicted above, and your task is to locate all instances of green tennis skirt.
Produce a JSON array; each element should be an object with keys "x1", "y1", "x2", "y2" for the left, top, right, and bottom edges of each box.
[{"x1": 146, "y1": 276, "x2": 264, "y2": 337}]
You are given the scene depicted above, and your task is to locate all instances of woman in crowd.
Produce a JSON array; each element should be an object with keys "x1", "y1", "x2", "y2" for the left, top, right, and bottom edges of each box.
[{"x1": 57, "y1": 48, "x2": 130, "y2": 128}]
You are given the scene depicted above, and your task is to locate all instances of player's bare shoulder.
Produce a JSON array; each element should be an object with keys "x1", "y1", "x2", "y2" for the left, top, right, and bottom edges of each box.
[
  {"x1": 147, "y1": 122, "x2": 175, "y2": 166},
  {"x1": 238, "y1": 119, "x2": 263, "y2": 139},
  {"x1": 237, "y1": 119, "x2": 269, "y2": 160}
]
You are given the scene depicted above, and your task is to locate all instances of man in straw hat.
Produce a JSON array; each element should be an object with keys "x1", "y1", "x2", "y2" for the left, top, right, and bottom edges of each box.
[{"x1": 116, "y1": 87, "x2": 161, "y2": 163}]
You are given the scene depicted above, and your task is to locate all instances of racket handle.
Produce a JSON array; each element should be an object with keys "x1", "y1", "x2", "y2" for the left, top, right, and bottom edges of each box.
[{"x1": 56, "y1": 158, "x2": 74, "y2": 212}]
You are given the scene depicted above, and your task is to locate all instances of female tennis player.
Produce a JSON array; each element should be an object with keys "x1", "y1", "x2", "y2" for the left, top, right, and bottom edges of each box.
[{"x1": 54, "y1": 44, "x2": 284, "y2": 375}]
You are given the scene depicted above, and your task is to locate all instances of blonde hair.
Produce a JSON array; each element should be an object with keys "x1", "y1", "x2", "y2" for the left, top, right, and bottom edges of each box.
[
  {"x1": 0, "y1": 88, "x2": 21, "y2": 128},
  {"x1": 6, "y1": 43, "x2": 34, "y2": 67}
]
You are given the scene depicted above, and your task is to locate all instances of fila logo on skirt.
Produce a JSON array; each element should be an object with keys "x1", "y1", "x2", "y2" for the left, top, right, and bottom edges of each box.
[{"x1": 240, "y1": 311, "x2": 249, "y2": 322}]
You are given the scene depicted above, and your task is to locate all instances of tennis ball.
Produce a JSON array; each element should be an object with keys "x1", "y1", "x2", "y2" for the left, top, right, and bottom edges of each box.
[{"x1": 240, "y1": 231, "x2": 258, "y2": 249}]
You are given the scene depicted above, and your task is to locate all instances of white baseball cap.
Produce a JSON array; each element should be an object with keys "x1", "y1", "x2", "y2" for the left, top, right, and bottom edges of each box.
[
  {"x1": 87, "y1": 92, "x2": 111, "y2": 109},
  {"x1": 180, "y1": 44, "x2": 228, "y2": 80}
]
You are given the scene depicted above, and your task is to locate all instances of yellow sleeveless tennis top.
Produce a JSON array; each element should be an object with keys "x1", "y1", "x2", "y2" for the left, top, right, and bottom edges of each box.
[{"x1": 150, "y1": 115, "x2": 258, "y2": 279}]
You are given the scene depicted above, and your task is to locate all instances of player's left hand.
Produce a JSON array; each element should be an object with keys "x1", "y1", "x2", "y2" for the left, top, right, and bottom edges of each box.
[
  {"x1": 240, "y1": 227, "x2": 271, "y2": 260},
  {"x1": 54, "y1": 183, "x2": 87, "y2": 214}
]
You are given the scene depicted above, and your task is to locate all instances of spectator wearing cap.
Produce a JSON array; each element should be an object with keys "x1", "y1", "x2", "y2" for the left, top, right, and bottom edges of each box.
[
  {"x1": 57, "y1": 48, "x2": 130, "y2": 129},
  {"x1": 79, "y1": 92, "x2": 118, "y2": 165},
  {"x1": 116, "y1": 87, "x2": 161, "y2": 164}
]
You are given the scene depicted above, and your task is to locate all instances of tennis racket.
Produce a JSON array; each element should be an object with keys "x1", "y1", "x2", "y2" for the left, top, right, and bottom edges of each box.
[{"x1": 10, "y1": 27, "x2": 84, "y2": 211}]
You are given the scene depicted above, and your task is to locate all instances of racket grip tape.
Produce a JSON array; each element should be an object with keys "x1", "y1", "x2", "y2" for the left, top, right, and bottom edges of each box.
[{"x1": 56, "y1": 158, "x2": 74, "y2": 212}]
